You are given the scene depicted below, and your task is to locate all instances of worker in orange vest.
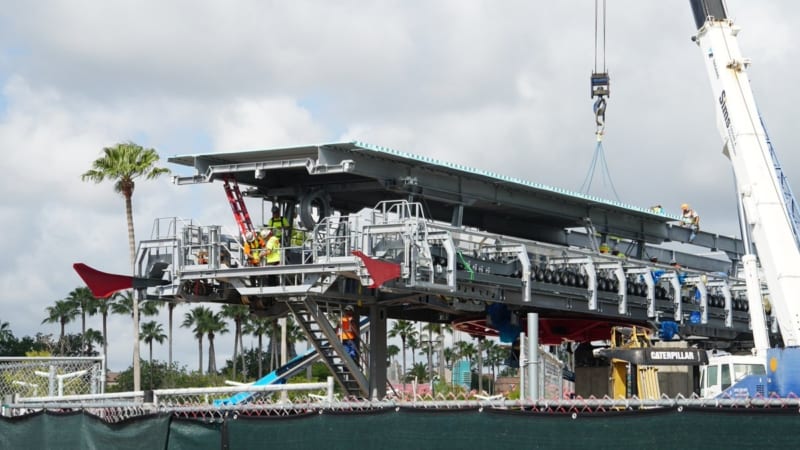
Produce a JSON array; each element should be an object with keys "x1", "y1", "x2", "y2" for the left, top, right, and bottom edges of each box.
[
  {"x1": 339, "y1": 305, "x2": 358, "y2": 361},
  {"x1": 243, "y1": 231, "x2": 266, "y2": 266}
]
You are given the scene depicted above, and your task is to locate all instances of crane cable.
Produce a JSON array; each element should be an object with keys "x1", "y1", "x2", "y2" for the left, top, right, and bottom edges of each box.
[
  {"x1": 582, "y1": 0, "x2": 620, "y2": 202},
  {"x1": 594, "y1": 0, "x2": 607, "y2": 74}
]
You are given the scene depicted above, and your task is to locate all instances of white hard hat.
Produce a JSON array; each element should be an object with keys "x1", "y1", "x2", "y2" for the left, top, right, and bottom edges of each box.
[
  {"x1": 260, "y1": 229, "x2": 270, "y2": 238},
  {"x1": 245, "y1": 231, "x2": 255, "y2": 242}
]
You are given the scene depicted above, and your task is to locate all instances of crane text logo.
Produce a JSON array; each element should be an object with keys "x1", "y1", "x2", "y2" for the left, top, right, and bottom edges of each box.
[{"x1": 719, "y1": 90, "x2": 731, "y2": 128}]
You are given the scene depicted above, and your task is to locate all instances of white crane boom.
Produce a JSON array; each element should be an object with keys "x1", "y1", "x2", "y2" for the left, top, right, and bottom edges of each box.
[{"x1": 690, "y1": 0, "x2": 800, "y2": 347}]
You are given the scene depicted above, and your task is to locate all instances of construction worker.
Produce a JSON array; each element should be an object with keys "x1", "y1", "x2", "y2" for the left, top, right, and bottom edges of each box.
[
  {"x1": 651, "y1": 204, "x2": 664, "y2": 214},
  {"x1": 290, "y1": 212, "x2": 306, "y2": 247},
  {"x1": 265, "y1": 205, "x2": 290, "y2": 245},
  {"x1": 339, "y1": 305, "x2": 358, "y2": 361},
  {"x1": 263, "y1": 229, "x2": 281, "y2": 265},
  {"x1": 262, "y1": 229, "x2": 281, "y2": 286},
  {"x1": 599, "y1": 242, "x2": 610, "y2": 254},
  {"x1": 680, "y1": 203, "x2": 700, "y2": 242},
  {"x1": 243, "y1": 231, "x2": 265, "y2": 266}
]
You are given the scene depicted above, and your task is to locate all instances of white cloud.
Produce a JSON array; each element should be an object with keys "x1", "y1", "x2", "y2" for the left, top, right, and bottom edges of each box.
[
  {"x1": 1, "y1": 0, "x2": 799, "y2": 372},
  {"x1": 212, "y1": 97, "x2": 327, "y2": 151}
]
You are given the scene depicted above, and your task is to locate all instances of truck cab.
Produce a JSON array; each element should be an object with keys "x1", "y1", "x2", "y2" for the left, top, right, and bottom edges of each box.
[{"x1": 700, "y1": 351, "x2": 767, "y2": 398}]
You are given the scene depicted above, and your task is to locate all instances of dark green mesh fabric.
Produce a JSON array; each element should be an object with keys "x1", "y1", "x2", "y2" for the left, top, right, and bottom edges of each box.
[{"x1": 2, "y1": 407, "x2": 797, "y2": 449}]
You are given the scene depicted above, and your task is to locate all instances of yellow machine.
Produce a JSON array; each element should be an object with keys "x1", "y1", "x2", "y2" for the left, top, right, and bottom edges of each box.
[{"x1": 608, "y1": 327, "x2": 660, "y2": 399}]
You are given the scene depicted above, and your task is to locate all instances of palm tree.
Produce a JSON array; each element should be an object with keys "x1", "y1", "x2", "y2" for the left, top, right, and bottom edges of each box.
[
  {"x1": 140, "y1": 321, "x2": 167, "y2": 388},
  {"x1": 407, "y1": 333, "x2": 419, "y2": 366},
  {"x1": 244, "y1": 316, "x2": 272, "y2": 377},
  {"x1": 286, "y1": 316, "x2": 306, "y2": 356},
  {"x1": 267, "y1": 319, "x2": 280, "y2": 371},
  {"x1": 81, "y1": 141, "x2": 170, "y2": 392},
  {"x1": 111, "y1": 290, "x2": 160, "y2": 318},
  {"x1": 485, "y1": 340, "x2": 507, "y2": 382},
  {"x1": 456, "y1": 340, "x2": 477, "y2": 368},
  {"x1": 422, "y1": 323, "x2": 442, "y2": 381},
  {"x1": 265, "y1": 316, "x2": 306, "y2": 371},
  {"x1": 443, "y1": 347, "x2": 457, "y2": 373},
  {"x1": 82, "y1": 328, "x2": 105, "y2": 356},
  {"x1": 202, "y1": 311, "x2": 229, "y2": 374},
  {"x1": 221, "y1": 305, "x2": 250, "y2": 381},
  {"x1": 66, "y1": 287, "x2": 100, "y2": 354},
  {"x1": 387, "y1": 344, "x2": 400, "y2": 366},
  {"x1": 476, "y1": 337, "x2": 488, "y2": 393},
  {"x1": 42, "y1": 299, "x2": 79, "y2": 354},
  {"x1": 408, "y1": 362, "x2": 429, "y2": 383},
  {"x1": 182, "y1": 306, "x2": 211, "y2": 374},
  {"x1": 0, "y1": 321, "x2": 12, "y2": 342},
  {"x1": 388, "y1": 320, "x2": 416, "y2": 392}
]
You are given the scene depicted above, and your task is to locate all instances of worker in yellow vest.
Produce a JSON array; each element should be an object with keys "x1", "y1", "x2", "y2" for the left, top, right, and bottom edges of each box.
[
  {"x1": 290, "y1": 212, "x2": 306, "y2": 247},
  {"x1": 262, "y1": 229, "x2": 281, "y2": 286},
  {"x1": 262, "y1": 229, "x2": 281, "y2": 265},
  {"x1": 265, "y1": 206, "x2": 290, "y2": 245}
]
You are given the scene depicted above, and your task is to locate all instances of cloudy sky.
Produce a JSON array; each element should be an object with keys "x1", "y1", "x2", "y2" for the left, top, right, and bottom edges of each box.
[{"x1": 1, "y1": 1, "x2": 798, "y2": 373}]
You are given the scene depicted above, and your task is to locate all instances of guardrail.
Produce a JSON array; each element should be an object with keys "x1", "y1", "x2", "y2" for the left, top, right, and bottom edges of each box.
[{"x1": 4, "y1": 377, "x2": 335, "y2": 414}]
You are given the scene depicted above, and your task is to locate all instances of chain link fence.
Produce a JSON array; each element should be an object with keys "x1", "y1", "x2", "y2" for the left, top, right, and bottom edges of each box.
[
  {"x1": 4, "y1": 377, "x2": 800, "y2": 424},
  {"x1": 0, "y1": 357, "x2": 104, "y2": 399}
]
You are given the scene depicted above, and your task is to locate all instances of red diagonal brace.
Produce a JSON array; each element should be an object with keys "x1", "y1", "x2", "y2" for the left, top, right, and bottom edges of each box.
[
  {"x1": 73, "y1": 263, "x2": 168, "y2": 299},
  {"x1": 351, "y1": 250, "x2": 401, "y2": 288},
  {"x1": 73, "y1": 263, "x2": 134, "y2": 298}
]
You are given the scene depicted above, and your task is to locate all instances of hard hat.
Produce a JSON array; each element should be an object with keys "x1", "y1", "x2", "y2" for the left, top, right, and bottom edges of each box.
[
  {"x1": 245, "y1": 231, "x2": 255, "y2": 242},
  {"x1": 271, "y1": 205, "x2": 280, "y2": 214},
  {"x1": 344, "y1": 305, "x2": 354, "y2": 312},
  {"x1": 259, "y1": 229, "x2": 270, "y2": 238},
  {"x1": 681, "y1": 203, "x2": 689, "y2": 210}
]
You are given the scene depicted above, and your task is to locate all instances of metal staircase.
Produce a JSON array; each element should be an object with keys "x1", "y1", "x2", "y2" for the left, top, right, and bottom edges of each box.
[{"x1": 285, "y1": 299, "x2": 368, "y2": 398}]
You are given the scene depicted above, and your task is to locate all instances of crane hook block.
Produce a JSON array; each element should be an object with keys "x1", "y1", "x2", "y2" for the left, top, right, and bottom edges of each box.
[
  {"x1": 590, "y1": 72, "x2": 610, "y2": 99},
  {"x1": 594, "y1": 97, "x2": 607, "y2": 128}
]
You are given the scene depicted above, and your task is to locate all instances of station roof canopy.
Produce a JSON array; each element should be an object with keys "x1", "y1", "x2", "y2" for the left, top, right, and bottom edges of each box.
[{"x1": 169, "y1": 141, "x2": 735, "y2": 250}]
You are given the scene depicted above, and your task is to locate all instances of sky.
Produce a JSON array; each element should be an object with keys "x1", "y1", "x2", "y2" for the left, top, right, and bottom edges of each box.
[{"x1": 1, "y1": 1, "x2": 799, "y2": 373}]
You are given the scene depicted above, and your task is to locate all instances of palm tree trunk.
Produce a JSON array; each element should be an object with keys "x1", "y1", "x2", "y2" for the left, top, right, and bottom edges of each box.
[
  {"x1": 149, "y1": 340, "x2": 154, "y2": 389},
  {"x1": 81, "y1": 310, "x2": 86, "y2": 355},
  {"x1": 438, "y1": 331, "x2": 445, "y2": 379},
  {"x1": 125, "y1": 192, "x2": 142, "y2": 393},
  {"x1": 427, "y1": 328, "x2": 433, "y2": 382},
  {"x1": 60, "y1": 320, "x2": 66, "y2": 354},
  {"x1": 168, "y1": 303, "x2": 174, "y2": 367},
  {"x1": 270, "y1": 320, "x2": 278, "y2": 371},
  {"x1": 102, "y1": 312, "x2": 108, "y2": 372},
  {"x1": 478, "y1": 338, "x2": 484, "y2": 393},
  {"x1": 239, "y1": 326, "x2": 246, "y2": 379},
  {"x1": 232, "y1": 322, "x2": 239, "y2": 381},
  {"x1": 198, "y1": 336, "x2": 204, "y2": 375},
  {"x1": 258, "y1": 334, "x2": 263, "y2": 378},
  {"x1": 401, "y1": 337, "x2": 407, "y2": 395},
  {"x1": 208, "y1": 334, "x2": 216, "y2": 374}
]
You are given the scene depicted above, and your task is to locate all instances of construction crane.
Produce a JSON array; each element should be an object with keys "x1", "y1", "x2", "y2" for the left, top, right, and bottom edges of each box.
[{"x1": 690, "y1": 0, "x2": 800, "y2": 397}]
